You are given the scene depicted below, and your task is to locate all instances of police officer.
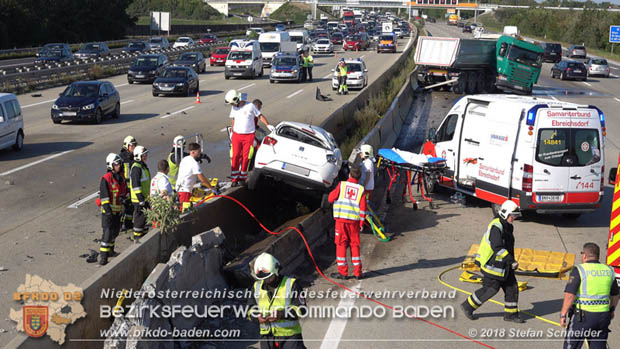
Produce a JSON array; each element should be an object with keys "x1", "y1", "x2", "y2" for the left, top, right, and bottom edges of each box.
[
  {"x1": 129, "y1": 145, "x2": 151, "y2": 240},
  {"x1": 302, "y1": 50, "x2": 313, "y2": 82},
  {"x1": 99, "y1": 153, "x2": 127, "y2": 265},
  {"x1": 249, "y1": 253, "x2": 306, "y2": 349},
  {"x1": 461, "y1": 200, "x2": 525, "y2": 323},
  {"x1": 119, "y1": 136, "x2": 137, "y2": 231},
  {"x1": 337, "y1": 59, "x2": 348, "y2": 95},
  {"x1": 561, "y1": 242, "x2": 619, "y2": 349}
]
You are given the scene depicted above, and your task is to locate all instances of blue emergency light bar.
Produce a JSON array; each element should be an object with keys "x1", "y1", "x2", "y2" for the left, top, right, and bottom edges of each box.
[
  {"x1": 525, "y1": 104, "x2": 548, "y2": 126},
  {"x1": 589, "y1": 105, "x2": 605, "y2": 127}
]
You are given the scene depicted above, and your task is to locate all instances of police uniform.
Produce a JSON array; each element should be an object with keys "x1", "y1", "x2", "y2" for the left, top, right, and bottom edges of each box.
[
  {"x1": 563, "y1": 261, "x2": 619, "y2": 349},
  {"x1": 129, "y1": 160, "x2": 151, "y2": 239},
  {"x1": 462, "y1": 217, "x2": 522, "y2": 321},
  {"x1": 337, "y1": 64, "x2": 348, "y2": 94},
  {"x1": 249, "y1": 276, "x2": 307, "y2": 349}
]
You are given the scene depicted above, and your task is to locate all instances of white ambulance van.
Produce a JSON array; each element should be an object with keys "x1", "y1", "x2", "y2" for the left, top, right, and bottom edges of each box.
[
  {"x1": 429, "y1": 95, "x2": 605, "y2": 216},
  {"x1": 224, "y1": 41, "x2": 263, "y2": 79}
]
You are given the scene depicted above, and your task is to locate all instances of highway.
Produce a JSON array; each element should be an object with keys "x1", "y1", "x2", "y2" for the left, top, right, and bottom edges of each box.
[
  {"x1": 296, "y1": 22, "x2": 620, "y2": 348},
  {"x1": 0, "y1": 35, "x2": 413, "y2": 345}
]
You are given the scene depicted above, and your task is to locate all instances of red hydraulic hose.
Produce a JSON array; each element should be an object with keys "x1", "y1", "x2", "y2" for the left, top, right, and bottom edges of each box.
[{"x1": 199, "y1": 194, "x2": 496, "y2": 348}]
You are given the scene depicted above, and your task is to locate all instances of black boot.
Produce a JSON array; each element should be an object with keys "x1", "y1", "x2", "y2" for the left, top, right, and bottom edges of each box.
[
  {"x1": 504, "y1": 312, "x2": 525, "y2": 323},
  {"x1": 99, "y1": 251, "x2": 108, "y2": 266},
  {"x1": 460, "y1": 301, "x2": 478, "y2": 320}
]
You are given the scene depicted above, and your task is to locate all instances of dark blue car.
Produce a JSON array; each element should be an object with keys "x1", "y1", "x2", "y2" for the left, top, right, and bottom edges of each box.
[
  {"x1": 51, "y1": 81, "x2": 120, "y2": 124},
  {"x1": 269, "y1": 53, "x2": 302, "y2": 83},
  {"x1": 152, "y1": 67, "x2": 200, "y2": 97}
]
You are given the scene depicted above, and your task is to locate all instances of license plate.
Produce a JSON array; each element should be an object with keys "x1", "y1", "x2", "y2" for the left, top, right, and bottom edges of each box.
[
  {"x1": 136, "y1": 75, "x2": 144, "y2": 78},
  {"x1": 282, "y1": 163, "x2": 310, "y2": 176},
  {"x1": 536, "y1": 194, "x2": 564, "y2": 202},
  {"x1": 550, "y1": 52, "x2": 557, "y2": 55},
  {"x1": 234, "y1": 73, "x2": 242, "y2": 76},
  {"x1": 574, "y1": 70, "x2": 582, "y2": 73},
  {"x1": 161, "y1": 87, "x2": 174, "y2": 91},
  {"x1": 61, "y1": 111, "x2": 76, "y2": 116}
]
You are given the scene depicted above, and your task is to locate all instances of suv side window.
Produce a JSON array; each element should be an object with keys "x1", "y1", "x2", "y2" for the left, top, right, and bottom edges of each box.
[
  {"x1": 0, "y1": 103, "x2": 5, "y2": 123},
  {"x1": 10, "y1": 100, "x2": 21, "y2": 118},
  {"x1": 436, "y1": 114, "x2": 458, "y2": 142}
]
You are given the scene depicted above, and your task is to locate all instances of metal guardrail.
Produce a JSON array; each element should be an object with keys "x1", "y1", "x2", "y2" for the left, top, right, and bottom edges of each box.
[
  {"x1": 0, "y1": 42, "x2": 223, "y2": 89},
  {"x1": 0, "y1": 39, "x2": 135, "y2": 57}
]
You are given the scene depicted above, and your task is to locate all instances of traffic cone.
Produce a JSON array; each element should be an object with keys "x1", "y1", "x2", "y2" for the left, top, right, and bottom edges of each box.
[{"x1": 195, "y1": 91, "x2": 201, "y2": 104}]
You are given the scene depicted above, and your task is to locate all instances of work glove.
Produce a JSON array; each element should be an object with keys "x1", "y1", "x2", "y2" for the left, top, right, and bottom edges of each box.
[
  {"x1": 102, "y1": 204, "x2": 112, "y2": 215},
  {"x1": 139, "y1": 201, "x2": 146, "y2": 207},
  {"x1": 511, "y1": 262, "x2": 519, "y2": 270},
  {"x1": 267, "y1": 125, "x2": 276, "y2": 133}
]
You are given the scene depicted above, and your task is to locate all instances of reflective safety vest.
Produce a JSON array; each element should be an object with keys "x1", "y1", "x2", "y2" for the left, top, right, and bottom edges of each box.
[
  {"x1": 168, "y1": 152, "x2": 179, "y2": 187},
  {"x1": 101, "y1": 172, "x2": 127, "y2": 214},
  {"x1": 338, "y1": 65, "x2": 348, "y2": 76},
  {"x1": 475, "y1": 218, "x2": 509, "y2": 278},
  {"x1": 253, "y1": 277, "x2": 302, "y2": 337},
  {"x1": 333, "y1": 181, "x2": 365, "y2": 221},
  {"x1": 130, "y1": 162, "x2": 151, "y2": 203},
  {"x1": 303, "y1": 55, "x2": 313, "y2": 67},
  {"x1": 573, "y1": 263, "x2": 615, "y2": 312}
]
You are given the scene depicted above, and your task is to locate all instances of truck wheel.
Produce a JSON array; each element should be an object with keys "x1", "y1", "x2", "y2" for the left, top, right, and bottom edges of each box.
[
  {"x1": 466, "y1": 72, "x2": 477, "y2": 94},
  {"x1": 453, "y1": 75, "x2": 466, "y2": 94}
]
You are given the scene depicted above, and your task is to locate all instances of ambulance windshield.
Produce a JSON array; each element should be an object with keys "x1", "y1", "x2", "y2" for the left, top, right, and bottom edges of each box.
[{"x1": 536, "y1": 129, "x2": 600, "y2": 166}]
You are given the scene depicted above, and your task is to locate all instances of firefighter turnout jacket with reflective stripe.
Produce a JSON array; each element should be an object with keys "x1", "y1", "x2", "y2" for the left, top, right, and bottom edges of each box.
[
  {"x1": 253, "y1": 277, "x2": 302, "y2": 336},
  {"x1": 120, "y1": 148, "x2": 134, "y2": 180},
  {"x1": 475, "y1": 218, "x2": 515, "y2": 279},
  {"x1": 573, "y1": 263, "x2": 615, "y2": 312},
  {"x1": 100, "y1": 171, "x2": 127, "y2": 214},
  {"x1": 331, "y1": 179, "x2": 366, "y2": 222},
  {"x1": 130, "y1": 162, "x2": 151, "y2": 203}
]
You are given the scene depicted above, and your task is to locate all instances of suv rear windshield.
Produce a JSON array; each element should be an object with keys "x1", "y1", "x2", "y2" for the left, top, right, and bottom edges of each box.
[
  {"x1": 574, "y1": 46, "x2": 585, "y2": 50},
  {"x1": 591, "y1": 59, "x2": 607, "y2": 65},
  {"x1": 544, "y1": 43, "x2": 561, "y2": 51},
  {"x1": 277, "y1": 126, "x2": 328, "y2": 150},
  {"x1": 567, "y1": 62, "x2": 585, "y2": 69},
  {"x1": 536, "y1": 128, "x2": 601, "y2": 166}
]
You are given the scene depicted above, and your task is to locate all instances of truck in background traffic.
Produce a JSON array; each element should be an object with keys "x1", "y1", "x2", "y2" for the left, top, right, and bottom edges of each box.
[
  {"x1": 448, "y1": 14, "x2": 459, "y2": 25},
  {"x1": 343, "y1": 10, "x2": 355, "y2": 26},
  {"x1": 414, "y1": 35, "x2": 544, "y2": 94},
  {"x1": 258, "y1": 31, "x2": 292, "y2": 67},
  {"x1": 429, "y1": 95, "x2": 606, "y2": 216}
]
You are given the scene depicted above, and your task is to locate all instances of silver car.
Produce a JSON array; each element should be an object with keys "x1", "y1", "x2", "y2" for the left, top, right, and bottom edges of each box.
[
  {"x1": 586, "y1": 58, "x2": 610, "y2": 78},
  {"x1": 312, "y1": 38, "x2": 333, "y2": 54},
  {"x1": 568, "y1": 44, "x2": 586, "y2": 58}
]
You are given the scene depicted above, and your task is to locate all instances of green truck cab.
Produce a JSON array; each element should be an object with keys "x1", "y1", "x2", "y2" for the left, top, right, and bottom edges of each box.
[{"x1": 495, "y1": 36, "x2": 543, "y2": 95}]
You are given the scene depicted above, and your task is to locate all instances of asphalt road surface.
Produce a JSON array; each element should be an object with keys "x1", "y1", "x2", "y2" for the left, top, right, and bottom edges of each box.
[
  {"x1": 297, "y1": 22, "x2": 620, "y2": 349},
  {"x1": 0, "y1": 35, "x2": 414, "y2": 345}
]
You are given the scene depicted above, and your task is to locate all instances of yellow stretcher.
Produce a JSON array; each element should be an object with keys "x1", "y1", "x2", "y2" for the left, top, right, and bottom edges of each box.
[
  {"x1": 461, "y1": 244, "x2": 575, "y2": 280},
  {"x1": 182, "y1": 179, "x2": 220, "y2": 212}
]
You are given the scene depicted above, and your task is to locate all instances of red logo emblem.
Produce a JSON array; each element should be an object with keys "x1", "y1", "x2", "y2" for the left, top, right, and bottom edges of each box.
[
  {"x1": 345, "y1": 185, "x2": 359, "y2": 200},
  {"x1": 23, "y1": 306, "x2": 48, "y2": 338}
]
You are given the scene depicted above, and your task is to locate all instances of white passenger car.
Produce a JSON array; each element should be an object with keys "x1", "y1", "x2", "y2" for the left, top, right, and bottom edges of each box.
[
  {"x1": 331, "y1": 58, "x2": 368, "y2": 90},
  {"x1": 249, "y1": 122, "x2": 343, "y2": 194},
  {"x1": 0, "y1": 93, "x2": 24, "y2": 152},
  {"x1": 173, "y1": 37, "x2": 195, "y2": 48},
  {"x1": 312, "y1": 38, "x2": 333, "y2": 54}
]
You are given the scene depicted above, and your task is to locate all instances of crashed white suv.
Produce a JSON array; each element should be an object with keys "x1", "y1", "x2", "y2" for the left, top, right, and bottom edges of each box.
[{"x1": 248, "y1": 121, "x2": 343, "y2": 192}]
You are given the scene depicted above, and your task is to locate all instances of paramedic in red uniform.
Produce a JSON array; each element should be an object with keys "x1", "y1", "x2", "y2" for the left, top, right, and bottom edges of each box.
[
  {"x1": 328, "y1": 164, "x2": 367, "y2": 280},
  {"x1": 225, "y1": 89, "x2": 271, "y2": 186},
  {"x1": 422, "y1": 137, "x2": 437, "y2": 157}
]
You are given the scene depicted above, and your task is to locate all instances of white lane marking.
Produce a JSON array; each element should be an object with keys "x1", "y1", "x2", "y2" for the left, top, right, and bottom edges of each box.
[
  {"x1": 548, "y1": 95, "x2": 558, "y2": 101},
  {"x1": 238, "y1": 83, "x2": 256, "y2": 91},
  {"x1": 286, "y1": 89, "x2": 304, "y2": 99},
  {"x1": 67, "y1": 191, "x2": 100, "y2": 208},
  {"x1": 614, "y1": 97, "x2": 620, "y2": 103},
  {"x1": 160, "y1": 106, "x2": 195, "y2": 119},
  {"x1": 0, "y1": 150, "x2": 74, "y2": 176},
  {"x1": 115, "y1": 83, "x2": 129, "y2": 88},
  {"x1": 220, "y1": 127, "x2": 228, "y2": 132},
  {"x1": 582, "y1": 81, "x2": 592, "y2": 87},
  {"x1": 404, "y1": 32, "x2": 414, "y2": 52},
  {"x1": 323, "y1": 73, "x2": 332, "y2": 79},
  {"x1": 319, "y1": 283, "x2": 361, "y2": 349},
  {"x1": 120, "y1": 99, "x2": 134, "y2": 105},
  {"x1": 22, "y1": 99, "x2": 55, "y2": 108},
  {"x1": 612, "y1": 67, "x2": 620, "y2": 71},
  {"x1": 360, "y1": 55, "x2": 365, "y2": 59},
  {"x1": 611, "y1": 74, "x2": 618, "y2": 78}
]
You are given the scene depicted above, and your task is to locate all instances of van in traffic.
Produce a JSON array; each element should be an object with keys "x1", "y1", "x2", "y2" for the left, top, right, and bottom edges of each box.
[
  {"x1": 428, "y1": 95, "x2": 605, "y2": 216},
  {"x1": 258, "y1": 32, "x2": 292, "y2": 67},
  {"x1": 288, "y1": 30, "x2": 310, "y2": 53},
  {"x1": 225, "y1": 42, "x2": 263, "y2": 79},
  {"x1": 0, "y1": 93, "x2": 24, "y2": 152}
]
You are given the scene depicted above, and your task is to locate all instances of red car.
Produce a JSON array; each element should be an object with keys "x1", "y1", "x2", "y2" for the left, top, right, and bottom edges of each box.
[
  {"x1": 209, "y1": 47, "x2": 230, "y2": 66},
  {"x1": 343, "y1": 33, "x2": 370, "y2": 51},
  {"x1": 199, "y1": 34, "x2": 217, "y2": 45}
]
